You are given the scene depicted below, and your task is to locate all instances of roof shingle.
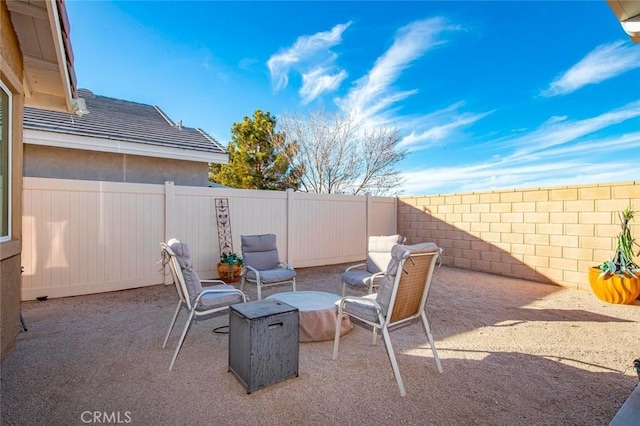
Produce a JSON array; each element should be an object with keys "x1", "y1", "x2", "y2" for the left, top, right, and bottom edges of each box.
[{"x1": 24, "y1": 89, "x2": 227, "y2": 155}]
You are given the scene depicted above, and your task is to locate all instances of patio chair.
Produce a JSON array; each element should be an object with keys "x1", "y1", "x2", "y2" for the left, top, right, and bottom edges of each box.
[
  {"x1": 240, "y1": 233, "x2": 296, "y2": 300},
  {"x1": 341, "y1": 234, "x2": 405, "y2": 296},
  {"x1": 333, "y1": 242, "x2": 443, "y2": 397},
  {"x1": 161, "y1": 239, "x2": 246, "y2": 370}
]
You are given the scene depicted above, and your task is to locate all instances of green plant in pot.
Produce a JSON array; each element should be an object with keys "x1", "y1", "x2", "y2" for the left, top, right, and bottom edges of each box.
[
  {"x1": 588, "y1": 206, "x2": 640, "y2": 304},
  {"x1": 218, "y1": 252, "x2": 243, "y2": 283}
]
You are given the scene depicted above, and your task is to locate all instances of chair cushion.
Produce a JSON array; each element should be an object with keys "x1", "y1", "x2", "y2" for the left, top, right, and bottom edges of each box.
[
  {"x1": 366, "y1": 235, "x2": 403, "y2": 273},
  {"x1": 342, "y1": 293, "x2": 379, "y2": 323},
  {"x1": 341, "y1": 269, "x2": 373, "y2": 287},
  {"x1": 241, "y1": 234, "x2": 280, "y2": 270},
  {"x1": 244, "y1": 268, "x2": 296, "y2": 284},
  {"x1": 375, "y1": 244, "x2": 411, "y2": 315},
  {"x1": 407, "y1": 242, "x2": 440, "y2": 255},
  {"x1": 197, "y1": 284, "x2": 245, "y2": 310},
  {"x1": 168, "y1": 240, "x2": 202, "y2": 302}
]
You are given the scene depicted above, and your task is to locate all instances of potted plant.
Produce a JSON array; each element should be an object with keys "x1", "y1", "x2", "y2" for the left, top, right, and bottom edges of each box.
[
  {"x1": 588, "y1": 206, "x2": 640, "y2": 304},
  {"x1": 217, "y1": 252, "x2": 243, "y2": 283}
]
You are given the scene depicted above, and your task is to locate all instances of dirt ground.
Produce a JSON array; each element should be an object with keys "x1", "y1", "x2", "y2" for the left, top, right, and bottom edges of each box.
[{"x1": 1, "y1": 264, "x2": 638, "y2": 426}]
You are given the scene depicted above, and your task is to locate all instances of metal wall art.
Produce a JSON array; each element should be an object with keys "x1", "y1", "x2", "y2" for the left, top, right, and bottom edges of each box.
[{"x1": 215, "y1": 198, "x2": 233, "y2": 255}]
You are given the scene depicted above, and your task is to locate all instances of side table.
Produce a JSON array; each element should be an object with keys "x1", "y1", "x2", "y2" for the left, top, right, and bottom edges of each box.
[{"x1": 228, "y1": 299, "x2": 299, "y2": 393}]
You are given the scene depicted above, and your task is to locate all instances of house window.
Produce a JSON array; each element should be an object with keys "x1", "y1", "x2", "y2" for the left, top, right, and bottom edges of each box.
[{"x1": 0, "y1": 81, "x2": 11, "y2": 242}]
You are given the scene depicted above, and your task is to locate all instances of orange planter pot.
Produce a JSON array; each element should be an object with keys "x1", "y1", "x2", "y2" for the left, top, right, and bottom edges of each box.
[
  {"x1": 588, "y1": 267, "x2": 640, "y2": 304},
  {"x1": 217, "y1": 263, "x2": 242, "y2": 283}
]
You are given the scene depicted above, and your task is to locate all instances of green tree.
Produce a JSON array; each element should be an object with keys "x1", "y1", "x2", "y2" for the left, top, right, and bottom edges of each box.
[{"x1": 210, "y1": 110, "x2": 300, "y2": 190}]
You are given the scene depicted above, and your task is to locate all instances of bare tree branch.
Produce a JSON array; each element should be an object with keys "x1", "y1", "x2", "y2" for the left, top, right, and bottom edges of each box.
[{"x1": 278, "y1": 110, "x2": 406, "y2": 195}]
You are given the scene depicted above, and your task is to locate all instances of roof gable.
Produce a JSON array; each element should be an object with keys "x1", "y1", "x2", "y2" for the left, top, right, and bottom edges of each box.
[{"x1": 24, "y1": 89, "x2": 228, "y2": 159}]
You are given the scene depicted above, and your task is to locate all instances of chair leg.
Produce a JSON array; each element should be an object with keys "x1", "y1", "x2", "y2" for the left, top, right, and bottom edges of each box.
[
  {"x1": 381, "y1": 326, "x2": 406, "y2": 397},
  {"x1": 291, "y1": 278, "x2": 296, "y2": 292},
  {"x1": 239, "y1": 276, "x2": 246, "y2": 293},
  {"x1": 332, "y1": 306, "x2": 344, "y2": 360},
  {"x1": 341, "y1": 282, "x2": 347, "y2": 297},
  {"x1": 163, "y1": 300, "x2": 182, "y2": 349},
  {"x1": 256, "y1": 281, "x2": 262, "y2": 301},
  {"x1": 421, "y1": 312, "x2": 443, "y2": 373},
  {"x1": 169, "y1": 309, "x2": 196, "y2": 371}
]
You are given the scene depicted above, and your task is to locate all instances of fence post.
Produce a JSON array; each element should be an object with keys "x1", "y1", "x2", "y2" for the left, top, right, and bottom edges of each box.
[
  {"x1": 393, "y1": 196, "x2": 398, "y2": 234},
  {"x1": 286, "y1": 188, "x2": 294, "y2": 264},
  {"x1": 366, "y1": 194, "x2": 373, "y2": 238},
  {"x1": 164, "y1": 181, "x2": 175, "y2": 285}
]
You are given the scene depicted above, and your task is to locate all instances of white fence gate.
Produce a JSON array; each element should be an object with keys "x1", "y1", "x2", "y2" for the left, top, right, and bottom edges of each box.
[{"x1": 22, "y1": 178, "x2": 397, "y2": 300}]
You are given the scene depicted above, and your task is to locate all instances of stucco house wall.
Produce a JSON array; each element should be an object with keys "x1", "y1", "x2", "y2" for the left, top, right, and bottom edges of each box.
[
  {"x1": 1, "y1": 0, "x2": 79, "y2": 362},
  {"x1": 24, "y1": 145, "x2": 210, "y2": 186},
  {"x1": 0, "y1": 0, "x2": 25, "y2": 362}
]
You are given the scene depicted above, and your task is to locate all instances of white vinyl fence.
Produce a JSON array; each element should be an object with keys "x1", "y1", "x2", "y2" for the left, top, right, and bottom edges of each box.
[{"x1": 22, "y1": 177, "x2": 397, "y2": 300}]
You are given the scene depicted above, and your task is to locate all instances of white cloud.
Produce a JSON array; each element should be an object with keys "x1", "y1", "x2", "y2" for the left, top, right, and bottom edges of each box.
[
  {"x1": 505, "y1": 100, "x2": 640, "y2": 156},
  {"x1": 399, "y1": 110, "x2": 492, "y2": 150},
  {"x1": 300, "y1": 67, "x2": 348, "y2": 105},
  {"x1": 337, "y1": 17, "x2": 455, "y2": 124},
  {"x1": 267, "y1": 22, "x2": 351, "y2": 98},
  {"x1": 400, "y1": 102, "x2": 640, "y2": 195},
  {"x1": 541, "y1": 41, "x2": 640, "y2": 97}
]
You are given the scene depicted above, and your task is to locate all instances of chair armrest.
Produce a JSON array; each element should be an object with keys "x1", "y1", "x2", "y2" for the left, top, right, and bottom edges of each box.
[
  {"x1": 242, "y1": 265, "x2": 260, "y2": 274},
  {"x1": 338, "y1": 295, "x2": 381, "y2": 310},
  {"x1": 242, "y1": 265, "x2": 261, "y2": 281},
  {"x1": 367, "y1": 271, "x2": 386, "y2": 292},
  {"x1": 370, "y1": 271, "x2": 384, "y2": 280},
  {"x1": 344, "y1": 263, "x2": 366, "y2": 272},
  {"x1": 201, "y1": 279, "x2": 227, "y2": 287},
  {"x1": 195, "y1": 287, "x2": 247, "y2": 305},
  {"x1": 278, "y1": 262, "x2": 294, "y2": 270}
]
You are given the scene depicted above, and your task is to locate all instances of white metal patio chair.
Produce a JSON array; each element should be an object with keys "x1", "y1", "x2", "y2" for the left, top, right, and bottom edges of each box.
[
  {"x1": 333, "y1": 242, "x2": 444, "y2": 397},
  {"x1": 240, "y1": 234, "x2": 296, "y2": 300},
  {"x1": 341, "y1": 234, "x2": 405, "y2": 296},
  {"x1": 161, "y1": 239, "x2": 246, "y2": 370}
]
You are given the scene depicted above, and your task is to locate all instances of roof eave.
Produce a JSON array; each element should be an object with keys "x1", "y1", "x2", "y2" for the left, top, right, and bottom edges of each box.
[
  {"x1": 7, "y1": 0, "x2": 84, "y2": 113},
  {"x1": 607, "y1": 0, "x2": 640, "y2": 43},
  {"x1": 24, "y1": 128, "x2": 230, "y2": 164}
]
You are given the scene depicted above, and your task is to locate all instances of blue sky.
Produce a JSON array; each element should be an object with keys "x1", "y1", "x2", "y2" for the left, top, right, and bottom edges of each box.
[{"x1": 65, "y1": 1, "x2": 640, "y2": 196}]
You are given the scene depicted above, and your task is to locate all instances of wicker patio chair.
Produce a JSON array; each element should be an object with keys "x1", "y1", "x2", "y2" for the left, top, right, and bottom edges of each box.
[{"x1": 333, "y1": 242, "x2": 443, "y2": 396}]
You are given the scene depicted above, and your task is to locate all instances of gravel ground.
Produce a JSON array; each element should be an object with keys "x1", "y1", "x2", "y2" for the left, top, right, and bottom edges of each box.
[{"x1": 1, "y1": 264, "x2": 638, "y2": 426}]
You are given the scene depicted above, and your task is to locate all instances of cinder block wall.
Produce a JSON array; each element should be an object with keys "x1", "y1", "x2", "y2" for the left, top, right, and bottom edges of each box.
[{"x1": 398, "y1": 181, "x2": 640, "y2": 290}]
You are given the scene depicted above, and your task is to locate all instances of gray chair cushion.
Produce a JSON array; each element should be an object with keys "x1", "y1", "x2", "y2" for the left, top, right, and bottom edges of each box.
[
  {"x1": 241, "y1": 234, "x2": 280, "y2": 270},
  {"x1": 375, "y1": 244, "x2": 411, "y2": 315},
  {"x1": 168, "y1": 240, "x2": 202, "y2": 302},
  {"x1": 341, "y1": 269, "x2": 373, "y2": 287},
  {"x1": 244, "y1": 268, "x2": 296, "y2": 284},
  {"x1": 197, "y1": 284, "x2": 245, "y2": 310},
  {"x1": 342, "y1": 293, "x2": 379, "y2": 323}
]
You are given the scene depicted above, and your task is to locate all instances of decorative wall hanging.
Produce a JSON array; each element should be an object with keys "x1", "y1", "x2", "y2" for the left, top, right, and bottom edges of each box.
[{"x1": 215, "y1": 198, "x2": 233, "y2": 255}]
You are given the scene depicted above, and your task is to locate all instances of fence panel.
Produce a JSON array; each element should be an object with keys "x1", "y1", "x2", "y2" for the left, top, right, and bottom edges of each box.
[
  {"x1": 22, "y1": 179, "x2": 166, "y2": 300},
  {"x1": 22, "y1": 178, "x2": 397, "y2": 300},
  {"x1": 288, "y1": 192, "x2": 367, "y2": 267}
]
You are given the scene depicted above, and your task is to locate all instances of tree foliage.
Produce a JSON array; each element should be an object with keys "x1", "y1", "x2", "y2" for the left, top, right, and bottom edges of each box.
[
  {"x1": 210, "y1": 110, "x2": 300, "y2": 190},
  {"x1": 277, "y1": 110, "x2": 407, "y2": 195}
]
